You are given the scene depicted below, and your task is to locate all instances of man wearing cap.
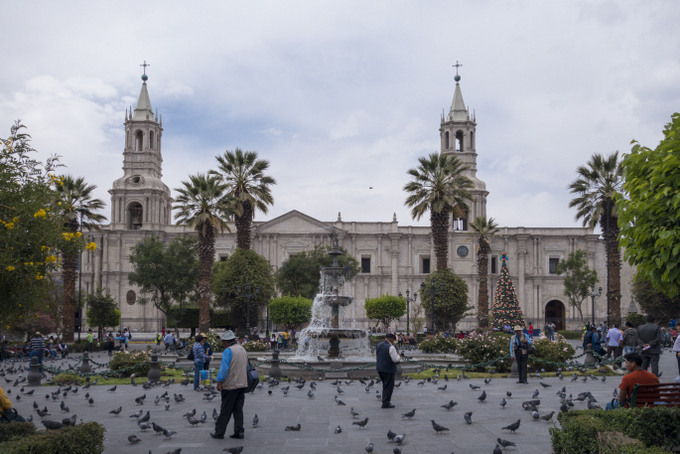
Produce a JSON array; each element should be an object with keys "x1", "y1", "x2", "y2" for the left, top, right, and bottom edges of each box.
[
  {"x1": 510, "y1": 325, "x2": 532, "y2": 384},
  {"x1": 376, "y1": 333, "x2": 401, "y2": 408},
  {"x1": 211, "y1": 330, "x2": 248, "y2": 440}
]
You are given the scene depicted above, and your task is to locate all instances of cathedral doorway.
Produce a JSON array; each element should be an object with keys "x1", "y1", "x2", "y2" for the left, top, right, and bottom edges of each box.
[{"x1": 545, "y1": 300, "x2": 565, "y2": 331}]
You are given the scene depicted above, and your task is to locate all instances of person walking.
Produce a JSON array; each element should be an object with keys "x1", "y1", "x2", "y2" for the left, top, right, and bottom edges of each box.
[
  {"x1": 606, "y1": 323, "x2": 623, "y2": 360},
  {"x1": 637, "y1": 314, "x2": 662, "y2": 376},
  {"x1": 622, "y1": 322, "x2": 639, "y2": 355},
  {"x1": 673, "y1": 333, "x2": 680, "y2": 377},
  {"x1": 376, "y1": 333, "x2": 401, "y2": 409},
  {"x1": 192, "y1": 335, "x2": 209, "y2": 391},
  {"x1": 29, "y1": 332, "x2": 45, "y2": 366},
  {"x1": 211, "y1": 330, "x2": 248, "y2": 440},
  {"x1": 510, "y1": 325, "x2": 532, "y2": 384}
]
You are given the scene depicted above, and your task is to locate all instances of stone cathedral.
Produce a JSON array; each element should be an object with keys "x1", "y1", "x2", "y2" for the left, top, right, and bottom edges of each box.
[{"x1": 79, "y1": 73, "x2": 635, "y2": 333}]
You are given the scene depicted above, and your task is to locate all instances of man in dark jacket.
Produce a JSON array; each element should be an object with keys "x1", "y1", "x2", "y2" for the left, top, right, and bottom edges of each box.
[
  {"x1": 375, "y1": 333, "x2": 401, "y2": 409},
  {"x1": 637, "y1": 314, "x2": 662, "y2": 376}
]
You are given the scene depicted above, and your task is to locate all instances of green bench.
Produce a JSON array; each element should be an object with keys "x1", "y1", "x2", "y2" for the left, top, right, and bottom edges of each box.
[{"x1": 629, "y1": 382, "x2": 680, "y2": 408}]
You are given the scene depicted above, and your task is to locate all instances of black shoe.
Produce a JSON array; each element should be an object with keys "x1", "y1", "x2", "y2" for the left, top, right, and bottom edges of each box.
[
  {"x1": 229, "y1": 433, "x2": 244, "y2": 439},
  {"x1": 516, "y1": 381, "x2": 523, "y2": 384},
  {"x1": 210, "y1": 432, "x2": 224, "y2": 439},
  {"x1": 381, "y1": 403, "x2": 395, "y2": 409}
]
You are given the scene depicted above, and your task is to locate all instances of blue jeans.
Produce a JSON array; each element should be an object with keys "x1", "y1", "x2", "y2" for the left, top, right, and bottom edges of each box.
[
  {"x1": 30, "y1": 351, "x2": 43, "y2": 365},
  {"x1": 606, "y1": 399, "x2": 621, "y2": 410},
  {"x1": 623, "y1": 346, "x2": 636, "y2": 355},
  {"x1": 194, "y1": 361, "x2": 204, "y2": 390}
]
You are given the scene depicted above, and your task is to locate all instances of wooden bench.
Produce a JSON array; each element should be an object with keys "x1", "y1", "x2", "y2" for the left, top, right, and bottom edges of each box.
[{"x1": 629, "y1": 382, "x2": 680, "y2": 408}]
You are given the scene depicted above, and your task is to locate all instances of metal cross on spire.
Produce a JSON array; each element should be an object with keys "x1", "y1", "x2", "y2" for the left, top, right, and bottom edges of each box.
[
  {"x1": 452, "y1": 60, "x2": 463, "y2": 76},
  {"x1": 140, "y1": 60, "x2": 150, "y2": 75}
]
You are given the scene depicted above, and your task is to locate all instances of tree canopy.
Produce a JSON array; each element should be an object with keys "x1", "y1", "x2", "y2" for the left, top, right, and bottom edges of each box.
[
  {"x1": 422, "y1": 269, "x2": 470, "y2": 332},
  {"x1": 364, "y1": 295, "x2": 406, "y2": 331},
  {"x1": 619, "y1": 112, "x2": 680, "y2": 297},
  {"x1": 85, "y1": 288, "x2": 121, "y2": 338},
  {"x1": 555, "y1": 250, "x2": 598, "y2": 324},
  {"x1": 268, "y1": 296, "x2": 313, "y2": 330},
  {"x1": 631, "y1": 273, "x2": 680, "y2": 323},
  {"x1": 275, "y1": 244, "x2": 360, "y2": 298},
  {"x1": 128, "y1": 234, "x2": 199, "y2": 316}
]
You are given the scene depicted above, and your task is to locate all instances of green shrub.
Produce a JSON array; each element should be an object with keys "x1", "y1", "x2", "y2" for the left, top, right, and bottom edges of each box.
[
  {"x1": 0, "y1": 422, "x2": 105, "y2": 454},
  {"x1": 242, "y1": 340, "x2": 268, "y2": 352},
  {"x1": 0, "y1": 422, "x2": 36, "y2": 442},
  {"x1": 52, "y1": 373, "x2": 87, "y2": 386},
  {"x1": 108, "y1": 350, "x2": 150, "y2": 377},
  {"x1": 551, "y1": 408, "x2": 680, "y2": 453},
  {"x1": 557, "y1": 330, "x2": 585, "y2": 340},
  {"x1": 418, "y1": 334, "x2": 457, "y2": 353},
  {"x1": 626, "y1": 312, "x2": 646, "y2": 327},
  {"x1": 529, "y1": 336, "x2": 576, "y2": 371},
  {"x1": 456, "y1": 330, "x2": 512, "y2": 371}
]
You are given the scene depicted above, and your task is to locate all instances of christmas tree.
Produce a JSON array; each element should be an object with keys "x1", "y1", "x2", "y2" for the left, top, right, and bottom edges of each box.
[{"x1": 490, "y1": 253, "x2": 525, "y2": 330}]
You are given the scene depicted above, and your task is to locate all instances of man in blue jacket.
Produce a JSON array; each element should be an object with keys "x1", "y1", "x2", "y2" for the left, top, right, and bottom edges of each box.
[{"x1": 376, "y1": 333, "x2": 401, "y2": 408}]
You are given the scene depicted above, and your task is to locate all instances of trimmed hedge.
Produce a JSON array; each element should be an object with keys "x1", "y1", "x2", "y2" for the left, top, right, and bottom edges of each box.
[
  {"x1": 0, "y1": 422, "x2": 105, "y2": 453},
  {"x1": 166, "y1": 305, "x2": 231, "y2": 329},
  {"x1": 550, "y1": 408, "x2": 680, "y2": 453},
  {"x1": 557, "y1": 330, "x2": 585, "y2": 340},
  {"x1": 0, "y1": 421, "x2": 36, "y2": 442}
]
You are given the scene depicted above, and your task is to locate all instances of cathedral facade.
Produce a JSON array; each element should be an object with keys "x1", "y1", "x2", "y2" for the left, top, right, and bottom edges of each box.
[{"x1": 79, "y1": 75, "x2": 636, "y2": 333}]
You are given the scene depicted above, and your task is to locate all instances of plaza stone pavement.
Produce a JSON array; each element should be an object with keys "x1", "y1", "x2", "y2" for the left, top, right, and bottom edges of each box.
[{"x1": 7, "y1": 346, "x2": 680, "y2": 454}]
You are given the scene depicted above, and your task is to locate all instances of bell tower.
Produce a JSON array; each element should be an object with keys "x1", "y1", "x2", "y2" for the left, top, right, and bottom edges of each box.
[
  {"x1": 439, "y1": 63, "x2": 488, "y2": 229},
  {"x1": 109, "y1": 65, "x2": 172, "y2": 230}
]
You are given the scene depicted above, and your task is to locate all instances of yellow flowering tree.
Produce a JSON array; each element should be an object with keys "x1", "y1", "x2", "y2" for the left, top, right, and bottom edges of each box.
[{"x1": 0, "y1": 122, "x2": 64, "y2": 328}]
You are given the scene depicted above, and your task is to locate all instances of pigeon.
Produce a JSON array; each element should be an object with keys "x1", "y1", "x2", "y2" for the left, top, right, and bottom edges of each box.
[
  {"x1": 334, "y1": 425, "x2": 342, "y2": 434},
  {"x1": 224, "y1": 447, "x2": 244, "y2": 454},
  {"x1": 41, "y1": 419, "x2": 63, "y2": 430},
  {"x1": 502, "y1": 419, "x2": 521, "y2": 432},
  {"x1": 62, "y1": 414, "x2": 77, "y2": 426},
  {"x1": 307, "y1": 390, "x2": 315, "y2": 399},
  {"x1": 131, "y1": 377, "x2": 137, "y2": 386},
  {"x1": 493, "y1": 444, "x2": 503, "y2": 454},
  {"x1": 540, "y1": 411, "x2": 555, "y2": 422},
  {"x1": 539, "y1": 381, "x2": 551, "y2": 388},
  {"x1": 163, "y1": 428, "x2": 177, "y2": 438},
  {"x1": 138, "y1": 422, "x2": 151, "y2": 431},
  {"x1": 109, "y1": 406, "x2": 122, "y2": 416},
  {"x1": 187, "y1": 416, "x2": 202, "y2": 426},
  {"x1": 183, "y1": 408, "x2": 196, "y2": 419},
  {"x1": 128, "y1": 434, "x2": 142, "y2": 444},
  {"x1": 334, "y1": 395, "x2": 346, "y2": 406},
  {"x1": 353, "y1": 417, "x2": 369, "y2": 428},
  {"x1": 394, "y1": 433, "x2": 406, "y2": 444},
  {"x1": 130, "y1": 409, "x2": 143, "y2": 419},
  {"x1": 350, "y1": 407, "x2": 360, "y2": 418},
  {"x1": 285, "y1": 423, "x2": 301, "y2": 431},
  {"x1": 60, "y1": 401, "x2": 69, "y2": 412},
  {"x1": 441, "y1": 400, "x2": 457, "y2": 410},
  {"x1": 560, "y1": 402, "x2": 570, "y2": 413},
  {"x1": 365, "y1": 442, "x2": 374, "y2": 452},
  {"x1": 497, "y1": 437, "x2": 516, "y2": 448},
  {"x1": 478, "y1": 390, "x2": 487, "y2": 402},
  {"x1": 506, "y1": 391, "x2": 512, "y2": 397},
  {"x1": 135, "y1": 394, "x2": 147, "y2": 405},
  {"x1": 532, "y1": 410, "x2": 540, "y2": 420},
  {"x1": 387, "y1": 429, "x2": 397, "y2": 441},
  {"x1": 431, "y1": 419, "x2": 449, "y2": 433},
  {"x1": 532, "y1": 389, "x2": 540, "y2": 398},
  {"x1": 469, "y1": 384, "x2": 480, "y2": 390},
  {"x1": 88, "y1": 397, "x2": 94, "y2": 406},
  {"x1": 152, "y1": 422, "x2": 164, "y2": 435},
  {"x1": 464, "y1": 411, "x2": 472, "y2": 424},
  {"x1": 108, "y1": 385, "x2": 117, "y2": 392},
  {"x1": 500, "y1": 398, "x2": 507, "y2": 408},
  {"x1": 438, "y1": 384, "x2": 447, "y2": 391},
  {"x1": 401, "y1": 408, "x2": 416, "y2": 419},
  {"x1": 138, "y1": 411, "x2": 150, "y2": 424},
  {"x1": 213, "y1": 408, "x2": 219, "y2": 421},
  {"x1": 393, "y1": 448, "x2": 402, "y2": 454},
  {"x1": 37, "y1": 407, "x2": 50, "y2": 417},
  {"x1": 252, "y1": 414, "x2": 259, "y2": 427}
]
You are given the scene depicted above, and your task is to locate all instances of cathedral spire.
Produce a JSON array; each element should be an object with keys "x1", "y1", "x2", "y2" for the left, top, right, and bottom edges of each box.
[
  {"x1": 132, "y1": 73, "x2": 154, "y2": 121},
  {"x1": 449, "y1": 73, "x2": 469, "y2": 122}
]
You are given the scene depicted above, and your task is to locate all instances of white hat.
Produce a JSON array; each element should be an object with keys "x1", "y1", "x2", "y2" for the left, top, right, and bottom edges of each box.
[{"x1": 220, "y1": 330, "x2": 236, "y2": 341}]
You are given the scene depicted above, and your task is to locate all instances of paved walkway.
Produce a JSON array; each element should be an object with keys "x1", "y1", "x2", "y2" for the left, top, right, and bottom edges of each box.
[{"x1": 4, "y1": 346, "x2": 679, "y2": 454}]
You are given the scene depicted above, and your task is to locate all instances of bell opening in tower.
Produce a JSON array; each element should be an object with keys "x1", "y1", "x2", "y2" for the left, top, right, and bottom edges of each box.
[{"x1": 127, "y1": 202, "x2": 143, "y2": 230}]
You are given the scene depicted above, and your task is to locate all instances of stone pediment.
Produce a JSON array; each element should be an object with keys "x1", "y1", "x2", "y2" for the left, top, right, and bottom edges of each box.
[{"x1": 255, "y1": 210, "x2": 341, "y2": 235}]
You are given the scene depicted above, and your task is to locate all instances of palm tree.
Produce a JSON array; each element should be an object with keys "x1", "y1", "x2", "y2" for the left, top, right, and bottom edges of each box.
[
  {"x1": 211, "y1": 148, "x2": 276, "y2": 250},
  {"x1": 404, "y1": 153, "x2": 473, "y2": 271},
  {"x1": 568, "y1": 152, "x2": 624, "y2": 326},
  {"x1": 174, "y1": 174, "x2": 232, "y2": 333},
  {"x1": 55, "y1": 176, "x2": 105, "y2": 342},
  {"x1": 470, "y1": 216, "x2": 498, "y2": 328}
]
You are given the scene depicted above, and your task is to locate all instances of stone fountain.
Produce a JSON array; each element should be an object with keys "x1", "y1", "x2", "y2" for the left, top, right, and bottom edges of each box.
[{"x1": 294, "y1": 238, "x2": 371, "y2": 360}]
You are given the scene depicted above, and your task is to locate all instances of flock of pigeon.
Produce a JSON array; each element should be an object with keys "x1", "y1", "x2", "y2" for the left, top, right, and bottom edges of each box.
[{"x1": 1, "y1": 356, "x2": 622, "y2": 453}]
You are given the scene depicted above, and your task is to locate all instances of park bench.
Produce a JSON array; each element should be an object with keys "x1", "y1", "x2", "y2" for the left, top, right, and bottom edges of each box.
[{"x1": 629, "y1": 382, "x2": 680, "y2": 408}]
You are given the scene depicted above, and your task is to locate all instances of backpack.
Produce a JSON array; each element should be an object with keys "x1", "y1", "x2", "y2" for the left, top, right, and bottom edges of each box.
[{"x1": 187, "y1": 349, "x2": 194, "y2": 361}]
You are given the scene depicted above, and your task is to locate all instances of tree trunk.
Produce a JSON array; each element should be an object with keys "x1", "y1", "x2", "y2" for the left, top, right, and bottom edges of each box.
[
  {"x1": 477, "y1": 239, "x2": 490, "y2": 328},
  {"x1": 603, "y1": 209, "x2": 622, "y2": 327},
  {"x1": 62, "y1": 252, "x2": 77, "y2": 342},
  {"x1": 198, "y1": 224, "x2": 215, "y2": 333},
  {"x1": 431, "y1": 209, "x2": 450, "y2": 271},
  {"x1": 235, "y1": 201, "x2": 253, "y2": 249}
]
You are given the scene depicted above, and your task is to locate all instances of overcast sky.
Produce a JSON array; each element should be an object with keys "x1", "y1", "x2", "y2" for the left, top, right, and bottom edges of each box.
[{"x1": 1, "y1": 1, "x2": 678, "y2": 229}]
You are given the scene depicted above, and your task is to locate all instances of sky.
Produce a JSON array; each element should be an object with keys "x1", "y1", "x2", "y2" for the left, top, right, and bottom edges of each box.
[{"x1": 1, "y1": 1, "x2": 679, "y2": 228}]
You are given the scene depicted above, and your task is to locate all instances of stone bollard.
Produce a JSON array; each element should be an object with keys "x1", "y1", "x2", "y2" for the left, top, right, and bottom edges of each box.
[
  {"x1": 269, "y1": 350, "x2": 282, "y2": 379},
  {"x1": 584, "y1": 347, "x2": 596, "y2": 366},
  {"x1": 148, "y1": 353, "x2": 161, "y2": 382},
  {"x1": 510, "y1": 357, "x2": 519, "y2": 378},
  {"x1": 27, "y1": 356, "x2": 42, "y2": 387},
  {"x1": 79, "y1": 351, "x2": 92, "y2": 374}
]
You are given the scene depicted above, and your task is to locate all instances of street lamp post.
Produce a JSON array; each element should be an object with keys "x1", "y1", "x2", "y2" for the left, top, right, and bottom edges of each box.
[
  {"x1": 421, "y1": 280, "x2": 444, "y2": 333},
  {"x1": 590, "y1": 285, "x2": 602, "y2": 327},
  {"x1": 398, "y1": 289, "x2": 418, "y2": 335},
  {"x1": 237, "y1": 282, "x2": 260, "y2": 336}
]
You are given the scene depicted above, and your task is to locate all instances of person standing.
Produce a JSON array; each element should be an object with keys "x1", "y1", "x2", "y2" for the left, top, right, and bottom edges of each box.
[
  {"x1": 192, "y1": 335, "x2": 209, "y2": 391},
  {"x1": 203, "y1": 336, "x2": 213, "y2": 371},
  {"x1": 376, "y1": 333, "x2": 401, "y2": 409},
  {"x1": 510, "y1": 325, "x2": 532, "y2": 384},
  {"x1": 29, "y1": 332, "x2": 45, "y2": 365},
  {"x1": 106, "y1": 332, "x2": 115, "y2": 356},
  {"x1": 622, "y1": 322, "x2": 639, "y2": 355},
  {"x1": 637, "y1": 314, "x2": 662, "y2": 376},
  {"x1": 606, "y1": 324, "x2": 623, "y2": 359},
  {"x1": 211, "y1": 330, "x2": 248, "y2": 440},
  {"x1": 592, "y1": 327, "x2": 604, "y2": 358},
  {"x1": 163, "y1": 332, "x2": 174, "y2": 352},
  {"x1": 673, "y1": 333, "x2": 680, "y2": 377},
  {"x1": 86, "y1": 329, "x2": 94, "y2": 352}
]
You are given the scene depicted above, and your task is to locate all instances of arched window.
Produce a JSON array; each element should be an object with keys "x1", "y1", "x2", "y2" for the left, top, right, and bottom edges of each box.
[
  {"x1": 455, "y1": 130, "x2": 464, "y2": 152},
  {"x1": 135, "y1": 131, "x2": 143, "y2": 151},
  {"x1": 127, "y1": 202, "x2": 143, "y2": 230},
  {"x1": 444, "y1": 131, "x2": 450, "y2": 150},
  {"x1": 149, "y1": 131, "x2": 154, "y2": 149}
]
